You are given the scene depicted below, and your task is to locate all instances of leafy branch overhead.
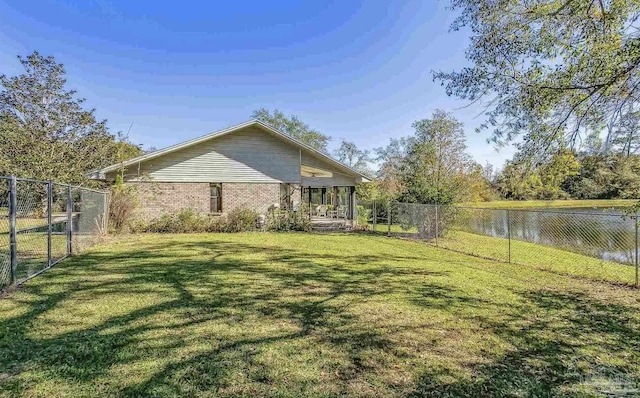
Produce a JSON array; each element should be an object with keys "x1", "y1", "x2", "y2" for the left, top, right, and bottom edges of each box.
[{"x1": 435, "y1": 0, "x2": 640, "y2": 156}]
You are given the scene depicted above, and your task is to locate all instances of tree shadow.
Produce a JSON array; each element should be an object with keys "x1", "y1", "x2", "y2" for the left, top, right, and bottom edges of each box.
[
  {"x1": 410, "y1": 289, "x2": 640, "y2": 397},
  {"x1": 1, "y1": 235, "x2": 639, "y2": 397}
]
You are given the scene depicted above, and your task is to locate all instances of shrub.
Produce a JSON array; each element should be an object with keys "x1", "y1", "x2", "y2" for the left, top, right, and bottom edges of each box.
[
  {"x1": 133, "y1": 209, "x2": 209, "y2": 233},
  {"x1": 109, "y1": 175, "x2": 138, "y2": 233},
  {"x1": 266, "y1": 203, "x2": 311, "y2": 232},
  {"x1": 132, "y1": 208, "x2": 259, "y2": 233},
  {"x1": 356, "y1": 204, "x2": 370, "y2": 226},
  {"x1": 218, "y1": 208, "x2": 259, "y2": 232}
]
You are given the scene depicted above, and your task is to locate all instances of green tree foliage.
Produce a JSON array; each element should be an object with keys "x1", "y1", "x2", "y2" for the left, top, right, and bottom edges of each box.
[
  {"x1": 563, "y1": 153, "x2": 640, "y2": 199},
  {"x1": 374, "y1": 137, "x2": 410, "y2": 200},
  {"x1": 333, "y1": 139, "x2": 373, "y2": 175},
  {"x1": 374, "y1": 110, "x2": 493, "y2": 204},
  {"x1": 435, "y1": 0, "x2": 640, "y2": 156},
  {"x1": 332, "y1": 140, "x2": 378, "y2": 201},
  {"x1": 252, "y1": 108, "x2": 330, "y2": 152},
  {"x1": 0, "y1": 52, "x2": 141, "y2": 184},
  {"x1": 399, "y1": 110, "x2": 480, "y2": 204},
  {"x1": 498, "y1": 149, "x2": 581, "y2": 199}
]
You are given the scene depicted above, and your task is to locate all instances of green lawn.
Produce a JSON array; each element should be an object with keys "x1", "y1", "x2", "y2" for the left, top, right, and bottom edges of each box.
[
  {"x1": 439, "y1": 230, "x2": 637, "y2": 284},
  {"x1": 460, "y1": 199, "x2": 637, "y2": 209},
  {"x1": 1, "y1": 233, "x2": 640, "y2": 397}
]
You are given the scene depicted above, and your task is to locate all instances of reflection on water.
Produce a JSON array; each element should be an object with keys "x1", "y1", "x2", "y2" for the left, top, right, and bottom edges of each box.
[{"x1": 455, "y1": 207, "x2": 638, "y2": 264}]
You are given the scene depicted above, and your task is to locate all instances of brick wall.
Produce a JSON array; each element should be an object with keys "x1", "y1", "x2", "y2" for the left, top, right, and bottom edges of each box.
[
  {"x1": 222, "y1": 183, "x2": 280, "y2": 215},
  {"x1": 127, "y1": 181, "x2": 282, "y2": 219},
  {"x1": 128, "y1": 182, "x2": 210, "y2": 219}
]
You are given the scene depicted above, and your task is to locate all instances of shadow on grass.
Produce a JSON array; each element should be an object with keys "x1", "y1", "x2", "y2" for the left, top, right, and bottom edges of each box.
[{"x1": 0, "y1": 235, "x2": 639, "y2": 397}]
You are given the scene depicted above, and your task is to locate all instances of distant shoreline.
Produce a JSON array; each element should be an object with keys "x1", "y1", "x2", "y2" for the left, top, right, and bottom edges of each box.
[{"x1": 459, "y1": 199, "x2": 637, "y2": 209}]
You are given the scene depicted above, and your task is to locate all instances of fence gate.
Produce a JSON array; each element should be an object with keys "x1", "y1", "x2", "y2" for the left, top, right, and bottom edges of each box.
[{"x1": 1, "y1": 176, "x2": 109, "y2": 290}]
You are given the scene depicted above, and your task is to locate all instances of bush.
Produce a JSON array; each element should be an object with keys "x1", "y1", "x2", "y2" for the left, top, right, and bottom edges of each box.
[
  {"x1": 132, "y1": 208, "x2": 259, "y2": 233},
  {"x1": 356, "y1": 204, "x2": 370, "y2": 226},
  {"x1": 132, "y1": 209, "x2": 210, "y2": 233},
  {"x1": 109, "y1": 175, "x2": 138, "y2": 233},
  {"x1": 266, "y1": 203, "x2": 311, "y2": 232},
  {"x1": 218, "y1": 208, "x2": 259, "y2": 232}
]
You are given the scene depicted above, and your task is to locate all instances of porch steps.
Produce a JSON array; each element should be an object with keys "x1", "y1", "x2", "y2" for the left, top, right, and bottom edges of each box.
[{"x1": 311, "y1": 220, "x2": 353, "y2": 232}]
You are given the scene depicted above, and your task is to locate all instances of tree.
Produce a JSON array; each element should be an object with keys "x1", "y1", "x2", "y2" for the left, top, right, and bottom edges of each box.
[
  {"x1": 374, "y1": 137, "x2": 411, "y2": 200},
  {"x1": 0, "y1": 52, "x2": 141, "y2": 184},
  {"x1": 399, "y1": 110, "x2": 479, "y2": 204},
  {"x1": 333, "y1": 139, "x2": 373, "y2": 175},
  {"x1": 252, "y1": 108, "x2": 330, "y2": 152},
  {"x1": 497, "y1": 148, "x2": 580, "y2": 199},
  {"x1": 435, "y1": 1, "x2": 640, "y2": 157}
]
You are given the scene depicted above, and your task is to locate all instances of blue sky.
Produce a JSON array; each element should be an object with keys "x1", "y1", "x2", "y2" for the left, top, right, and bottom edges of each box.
[{"x1": 0, "y1": 0, "x2": 516, "y2": 168}]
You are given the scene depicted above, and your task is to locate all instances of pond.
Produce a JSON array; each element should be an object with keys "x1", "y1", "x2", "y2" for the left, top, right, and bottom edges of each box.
[{"x1": 455, "y1": 206, "x2": 638, "y2": 264}]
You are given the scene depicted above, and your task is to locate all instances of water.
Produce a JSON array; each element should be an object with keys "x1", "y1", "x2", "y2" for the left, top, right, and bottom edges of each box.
[{"x1": 455, "y1": 207, "x2": 638, "y2": 264}]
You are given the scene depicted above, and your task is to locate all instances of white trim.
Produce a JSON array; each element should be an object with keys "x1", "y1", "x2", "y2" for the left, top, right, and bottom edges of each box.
[{"x1": 96, "y1": 120, "x2": 371, "y2": 182}]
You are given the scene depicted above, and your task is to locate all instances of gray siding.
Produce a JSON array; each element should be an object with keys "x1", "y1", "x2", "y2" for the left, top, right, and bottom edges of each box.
[
  {"x1": 300, "y1": 152, "x2": 358, "y2": 187},
  {"x1": 113, "y1": 126, "x2": 301, "y2": 183},
  {"x1": 301, "y1": 174, "x2": 357, "y2": 187}
]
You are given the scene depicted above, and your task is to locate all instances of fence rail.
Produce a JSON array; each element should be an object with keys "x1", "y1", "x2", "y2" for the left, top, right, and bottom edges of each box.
[
  {"x1": 1, "y1": 176, "x2": 109, "y2": 290},
  {"x1": 358, "y1": 200, "x2": 639, "y2": 286}
]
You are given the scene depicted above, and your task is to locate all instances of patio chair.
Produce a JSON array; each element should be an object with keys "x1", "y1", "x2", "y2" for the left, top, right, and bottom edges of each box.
[
  {"x1": 337, "y1": 205, "x2": 347, "y2": 218},
  {"x1": 316, "y1": 205, "x2": 328, "y2": 217}
]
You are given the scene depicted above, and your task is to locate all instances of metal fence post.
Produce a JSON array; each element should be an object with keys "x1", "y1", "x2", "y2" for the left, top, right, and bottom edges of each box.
[
  {"x1": 434, "y1": 204, "x2": 439, "y2": 247},
  {"x1": 66, "y1": 185, "x2": 72, "y2": 255},
  {"x1": 507, "y1": 209, "x2": 512, "y2": 264},
  {"x1": 103, "y1": 191, "x2": 110, "y2": 233},
  {"x1": 47, "y1": 181, "x2": 52, "y2": 267},
  {"x1": 373, "y1": 201, "x2": 377, "y2": 232},
  {"x1": 9, "y1": 176, "x2": 17, "y2": 285},
  {"x1": 387, "y1": 201, "x2": 391, "y2": 236},
  {"x1": 635, "y1": 212, "x2": 638, "y2": 287}
]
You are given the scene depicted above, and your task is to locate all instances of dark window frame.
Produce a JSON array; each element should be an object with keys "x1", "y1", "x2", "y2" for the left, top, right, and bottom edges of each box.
[{"x1": 210, "y1": 183, "x2": 222, "y2": 213}]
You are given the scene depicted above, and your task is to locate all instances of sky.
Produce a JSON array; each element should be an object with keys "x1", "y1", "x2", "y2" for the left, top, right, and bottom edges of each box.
[{"x1": 0, "y1": 0, "x2": 517, "y2": 168}]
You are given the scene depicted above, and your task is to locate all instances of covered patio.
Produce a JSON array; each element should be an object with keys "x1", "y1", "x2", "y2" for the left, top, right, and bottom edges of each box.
[
  {"x1": 279, "y1": 162, "x2": 366, "y2": 230},
  {"x1": 299, "y1": 163, "x2": 358, "y2": 222}
]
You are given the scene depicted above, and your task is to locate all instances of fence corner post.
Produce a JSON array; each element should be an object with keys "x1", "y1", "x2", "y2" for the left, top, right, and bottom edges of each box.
[
  {"x1": 373, "y1": 201, "x2": 377, "y2": 232},
  {"x1": 434, "y1": 204, "x2": 439, "y2": 247},
  {"x1": 507, "y1": 209, "x2": 512, "y2": 264},
  {"x1": 9, "y1": 176, "x2": 17, "y2": 285},
  {"x1": 387, "y1": 201, "x2": 392, "y2": 237},
  {"x1": 66, "y1": 185, "x2": 72, "y2": 256},
  {"x1": 635, "y1": 211, "x2": 638, "y2": 287},
  {"x1": 47, "y1": 181, "x2": 52, "y2": 267}
]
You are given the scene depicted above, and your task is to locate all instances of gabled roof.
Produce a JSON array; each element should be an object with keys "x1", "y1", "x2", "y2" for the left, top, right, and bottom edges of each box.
[{"x1": 98, "y1": 120, "x2": 371, "y2": 181}]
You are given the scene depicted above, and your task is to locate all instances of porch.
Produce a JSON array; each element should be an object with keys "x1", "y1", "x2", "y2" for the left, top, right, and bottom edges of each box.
[{"x1": 302, "y1": 186, "x2": 357, "y2": 220}]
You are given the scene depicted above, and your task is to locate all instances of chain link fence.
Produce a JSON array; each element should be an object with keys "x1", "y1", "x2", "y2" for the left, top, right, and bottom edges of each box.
[
  {"x1": 0, "y1": 176, "x2": 108, "y2": 290},
  {"x1": 359, "y1": 200, "x2": 639, "y2": 286}
]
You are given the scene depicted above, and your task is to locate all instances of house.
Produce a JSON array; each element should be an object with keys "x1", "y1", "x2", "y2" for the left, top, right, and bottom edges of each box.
[{"x1": 94, "y1": 120, "x2": 371, "y2": 223}]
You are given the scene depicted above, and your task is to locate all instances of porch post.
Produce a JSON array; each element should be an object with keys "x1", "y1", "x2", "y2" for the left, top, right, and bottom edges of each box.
[
  {"x1": 321, "y1": 187, "x2": 327, "y2": 205},
  {"x1": 350, "y1": 186, "x2": 357, "y2": 222}
]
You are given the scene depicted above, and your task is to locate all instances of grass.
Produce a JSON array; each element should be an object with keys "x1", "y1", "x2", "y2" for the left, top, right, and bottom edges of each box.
[
  {"x1": 0, "y1": 215, "x2": 68, "y2": 234},
  {"x1": 460, "y1": 199, "x2": 637, "y2": 209},
  {"x1": 439, "y1": 230, "x2": 637, "y2": 284},
  {"x1": 368, "y1": 224, "x2": 636, "y2": 285},
  {"x1": 1, "y1": 232, "x2": 640, "y2": 397}
]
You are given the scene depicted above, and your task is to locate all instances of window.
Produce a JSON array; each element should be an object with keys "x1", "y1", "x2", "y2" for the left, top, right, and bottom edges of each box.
[{"x1": 210, "y1": 183, "x2": 222, "y2": 213}]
